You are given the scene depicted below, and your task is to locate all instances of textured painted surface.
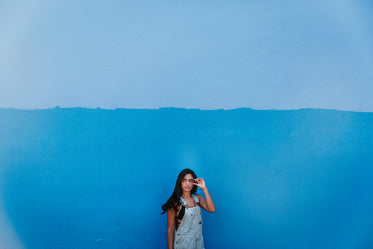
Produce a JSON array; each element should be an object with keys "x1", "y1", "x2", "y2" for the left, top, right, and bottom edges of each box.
[
  {"x1": 1, "y1": 0, "x2": 373, "y2": 111},
  {"x1": 1, "y1": 108, "x2": 373, "y2": 249}
]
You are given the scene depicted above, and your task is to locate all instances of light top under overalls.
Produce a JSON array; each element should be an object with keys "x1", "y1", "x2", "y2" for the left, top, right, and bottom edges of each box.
[{"x1": 174, "y1": 194, "x2": 205, "y2": 249}]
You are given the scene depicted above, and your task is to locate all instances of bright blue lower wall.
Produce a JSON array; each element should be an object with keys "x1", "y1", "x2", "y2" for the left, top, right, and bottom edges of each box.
[{"x1": 1, "y1": 108, "x2": 373, "y2": 249}]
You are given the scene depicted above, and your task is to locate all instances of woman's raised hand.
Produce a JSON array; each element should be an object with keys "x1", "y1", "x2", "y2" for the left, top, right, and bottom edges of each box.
[{"x1": 193, "y1": 178, "x2": 206, "y2": 189}]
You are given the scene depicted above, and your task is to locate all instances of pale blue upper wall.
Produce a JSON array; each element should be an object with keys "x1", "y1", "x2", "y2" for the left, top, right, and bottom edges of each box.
[{"x1": 0, "y1": 0, "x2": 372, "y2": 111}]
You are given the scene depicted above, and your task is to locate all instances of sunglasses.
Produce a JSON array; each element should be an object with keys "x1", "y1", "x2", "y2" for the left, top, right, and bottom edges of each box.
[{"x1": 181, "y1": 179, "x2": 195, "y2": 183}]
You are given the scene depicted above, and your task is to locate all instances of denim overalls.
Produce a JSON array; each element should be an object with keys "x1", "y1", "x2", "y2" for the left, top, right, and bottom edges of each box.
[{"x1": 174, "y1": 195, "x2": 205, "y2": 249}]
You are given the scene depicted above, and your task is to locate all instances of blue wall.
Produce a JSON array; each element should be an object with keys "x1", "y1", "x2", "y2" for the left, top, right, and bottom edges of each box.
[{"x1": 1, "y1": 108, "x2": 373, "y2": 249}]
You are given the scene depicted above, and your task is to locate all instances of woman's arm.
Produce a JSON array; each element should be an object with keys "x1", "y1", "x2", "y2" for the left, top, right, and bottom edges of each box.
[
  {"x1": 194, "y1": 178, "x2": 216, "y2": 213},
  {"x1": 167, "y1": 208, "x2": 176, "y2": 249}
]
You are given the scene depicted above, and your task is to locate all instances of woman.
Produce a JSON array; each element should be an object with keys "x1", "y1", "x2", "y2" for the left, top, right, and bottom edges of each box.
[{"x1": 162, "y1": 169, "x2": 216, "y2": 249}]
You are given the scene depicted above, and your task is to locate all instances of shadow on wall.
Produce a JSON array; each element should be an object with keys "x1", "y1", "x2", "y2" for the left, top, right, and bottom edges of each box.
[{"x1": 0, "y1": 108, "x2": 373, "y2": 249}]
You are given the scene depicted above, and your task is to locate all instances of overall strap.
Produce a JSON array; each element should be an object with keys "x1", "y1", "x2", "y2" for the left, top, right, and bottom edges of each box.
[
  {"x1": 176, "y1": 197, "x2": 186, "y2": 221},
  {"x1": 192, "y1": 194, "x2": 199, "y2": 203},
  {"x1": 180, "y1": 196, "x2": 187, "y2": 206},
  {"x1": 176, "y1": 195, "x2": 198, "y2": 221}
]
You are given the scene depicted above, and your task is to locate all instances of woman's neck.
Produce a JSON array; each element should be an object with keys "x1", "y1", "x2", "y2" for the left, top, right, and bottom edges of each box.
[{"x1": 181, "y1": 192, "x2": 192, "y2": 199}]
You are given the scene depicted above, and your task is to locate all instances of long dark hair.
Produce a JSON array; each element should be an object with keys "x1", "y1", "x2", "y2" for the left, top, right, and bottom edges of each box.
[{"x1": 161, "y1": 168, "x2": 198, "y2": 214}]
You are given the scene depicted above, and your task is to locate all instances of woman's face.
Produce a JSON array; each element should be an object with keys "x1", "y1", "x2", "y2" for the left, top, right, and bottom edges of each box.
[{"x1": 181, "y1": 173, "x2": 195, "y2": 193}]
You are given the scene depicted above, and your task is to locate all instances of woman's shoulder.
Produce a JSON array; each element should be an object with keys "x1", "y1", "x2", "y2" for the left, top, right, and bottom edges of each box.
[
  {"x1": 194, "y1": 194, "x2": 203, "y2": 202},
  {"x1": 167, "y1": 202, "x2": 183, "y2": 213}
]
